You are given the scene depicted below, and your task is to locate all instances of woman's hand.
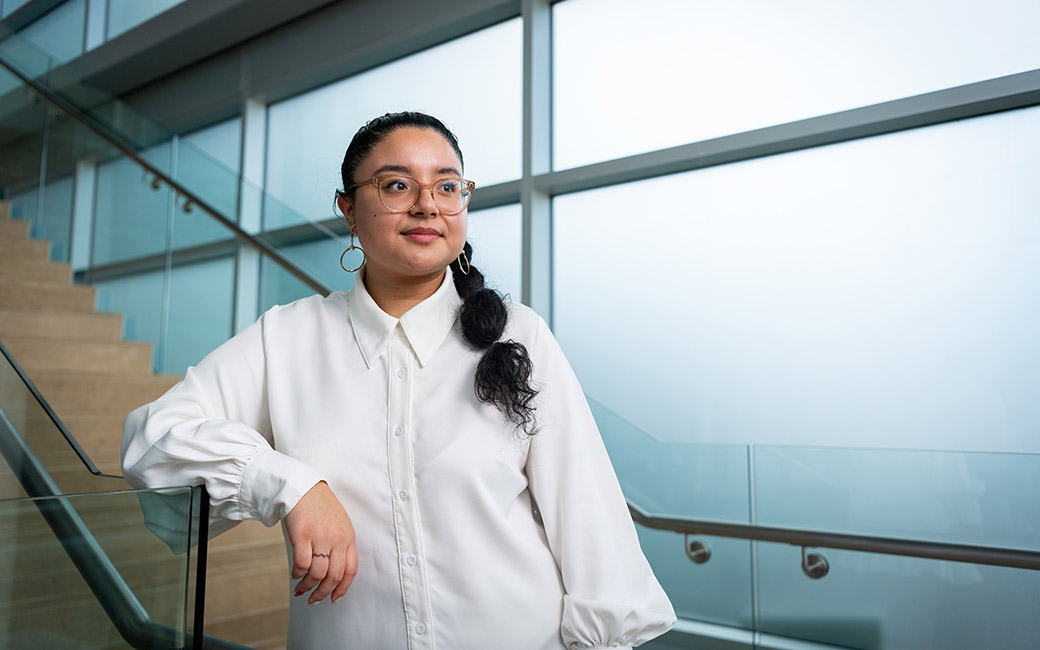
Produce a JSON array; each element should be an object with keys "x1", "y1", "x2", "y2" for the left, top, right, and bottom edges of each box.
[{"x1": 284, "y1": 481, "x2": 358, "y2": 606}]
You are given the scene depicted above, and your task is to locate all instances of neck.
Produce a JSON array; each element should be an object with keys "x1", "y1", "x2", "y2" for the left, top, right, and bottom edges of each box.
[{"x1": 361, "y1": 267, "x2": 446, "y2": 318}]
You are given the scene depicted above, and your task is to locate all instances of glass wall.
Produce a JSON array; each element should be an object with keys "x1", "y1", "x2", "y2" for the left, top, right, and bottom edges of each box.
[
  {"x1": 554, "y1": 105, "x2": 1040, "y2": 454},
  {"x1": 106, "y1": 0, "x2": 186, "y2": 41},
  {"x1": 264, "y1": 17, "x2": 522, "y2": 230},
  {"x1": 553, "y1": 0, "x2": 1040, "y2": 169},
  {"x1": 18, "y1": 0, "x2": 87, "y2": 65}
]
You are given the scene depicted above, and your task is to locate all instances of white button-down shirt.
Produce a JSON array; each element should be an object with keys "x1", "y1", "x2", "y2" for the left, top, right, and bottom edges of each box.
[{"x1": 123, "y1": 271, "x2": 675, "y2": 649}]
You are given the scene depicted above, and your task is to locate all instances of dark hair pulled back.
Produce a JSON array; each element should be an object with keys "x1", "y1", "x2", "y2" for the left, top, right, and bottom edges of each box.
[{"x1": 340, "y1": 112, "x2": 538, "y2": 435}]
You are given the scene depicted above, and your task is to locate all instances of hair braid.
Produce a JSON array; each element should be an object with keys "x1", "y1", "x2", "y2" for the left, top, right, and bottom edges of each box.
[{"x1": 451, "y1": 242, "x2": 539, "y2": 435}]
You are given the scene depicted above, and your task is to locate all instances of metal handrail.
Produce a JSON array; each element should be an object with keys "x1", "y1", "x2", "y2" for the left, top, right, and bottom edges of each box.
[
  {"x1": 0, "y1": 338, "x2": 105, "y2": 475},
  {"x1": 628, "y1": 501, "x2": 1040, "y2": 571},
  {"x1": 0, "y1": 32, "x2": 331, "y2": 298}
]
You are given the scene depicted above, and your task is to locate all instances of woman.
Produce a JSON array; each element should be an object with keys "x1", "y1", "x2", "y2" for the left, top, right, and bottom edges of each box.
[{"x1": 123, "y1": 112, "x2": 675, "y2": 649}]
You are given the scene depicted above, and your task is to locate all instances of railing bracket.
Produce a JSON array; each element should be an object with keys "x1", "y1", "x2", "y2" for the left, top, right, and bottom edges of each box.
[
  {"x1": 685, "y1": 535, "x2": 711, "y2": 564},
  {"x1": 802, "y1": 546, "x2": 829, "y2": 579}
]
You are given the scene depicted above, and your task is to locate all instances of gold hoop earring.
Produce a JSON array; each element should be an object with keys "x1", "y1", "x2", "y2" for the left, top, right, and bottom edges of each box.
[
  {"x1": 457, "y1": 250, "x2": 471, "y2": 275},
  {"x1": 340, "y1": 230, "x2": 365, "y2": 273}
]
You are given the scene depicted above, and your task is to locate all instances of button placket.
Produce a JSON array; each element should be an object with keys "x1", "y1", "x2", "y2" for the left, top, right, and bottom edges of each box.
[{"x1": 386, "y1": 327, "x2": 434, "y2": 648}]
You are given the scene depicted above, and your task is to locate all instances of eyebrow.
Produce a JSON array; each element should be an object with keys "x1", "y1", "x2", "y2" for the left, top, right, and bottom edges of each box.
[{"x1": 371, "y1": 164, "x2": 463, "y2": 177}]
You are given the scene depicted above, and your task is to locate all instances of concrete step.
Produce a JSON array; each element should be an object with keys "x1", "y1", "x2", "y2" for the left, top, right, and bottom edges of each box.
[
  {"x1": 0, "y1": 237, "x2": 48, "y2": 260},
  {"x1": 0, "y1": 217, "x2": 29, "y2": 239},
  {"x1": 0, "y1": 281, "x2": 96, "y2": 312},
  {"x1": 0, "y1": 308, "x2": 123, "y2": 342},
  {"x1": 0, "y1": 201, "x2": 10, "y2": 218},
  {"x1": 4, "y1": 337, "x2": 153, "y2": 377},
  {"x1": 0, "y1": 259, "x2": 72, "y2": 284},
  {"x1": 33, "y1": 373, "x2": 181, "y2": 419}
]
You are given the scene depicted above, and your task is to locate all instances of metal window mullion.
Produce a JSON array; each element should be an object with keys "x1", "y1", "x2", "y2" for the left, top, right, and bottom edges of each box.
[
  {"x1": 533, "y1": 68, "x2": 1040, "y2": 198},
  {"x1": 521, "y1": 0, "x2": 553, "y2": 324}
]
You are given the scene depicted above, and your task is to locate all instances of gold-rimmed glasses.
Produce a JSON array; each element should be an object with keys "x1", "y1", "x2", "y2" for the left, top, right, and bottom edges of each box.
[{"x1": 347, "y1": 175, "x2": 476, "y2": 216}]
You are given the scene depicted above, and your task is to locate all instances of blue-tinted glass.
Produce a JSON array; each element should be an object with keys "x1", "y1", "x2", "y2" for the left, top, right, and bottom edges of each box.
[
  {"x1": 466, "y1": 205, "x2": 522, "y2": 302},
  {"x1": 172, "y1": 118, "x2": 242, "y2": 248},
  {"x1": 164, "y1": 258, "x2": 234, "y2": 373},
  {"x1": 35, "y1": 175, "x2": 74, "y2": 262},
  {"x1": 554, "y1": 0, "x2": 1040, "y2": 169},
  {"x1": 2, "y1": 0, "x2": 32, "y2": 18},
  {"x1": 259, "y1": 238, "x2": 351, "y2": 313},
  {"x1": 553, "y1": 106, "x2": 1040, "y2": 454},
  {"x1": 94, "y1": 270, "x2": 164, "y2": 369},
  {"x1": 756, "y1": 542, "x2": 1040, "y2": 650},
  {"x1": 754, "y1": 447, "x2": 1040, "y2": 548},
  {"x1": 19, "y1": 0, "x2": 86, "y2": 64},
  {"x1": 106, "y1": 0, "x2": 185, "y2": 40},
  {"x1": 92, "y1": 144, "x2": 171, "y2": 265},
  {"x1": 264, "y1": 18, "x2": 521, "y2": 230}
]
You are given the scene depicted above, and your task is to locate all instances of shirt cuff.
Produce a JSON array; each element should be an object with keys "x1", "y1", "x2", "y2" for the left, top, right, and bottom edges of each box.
[{"x1": 239, "y1": 448, "x2": 325, "y2": 526}]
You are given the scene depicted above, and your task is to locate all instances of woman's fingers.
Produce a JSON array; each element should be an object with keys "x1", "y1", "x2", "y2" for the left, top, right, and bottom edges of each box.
[
  {"x1": 294, "y1": 551, "x2": 329, "y2": 597},
  {"x1": 291, "y1": 539, "x2": 313, "y2": 581},
  {"x1": 331, "y1": 543, "x2": 359, "y2": 603},
  {"x1": 284, "y1": 481, "x2": 358, "y2": 604},
  {"x1": 309, "y1": 549, "x2": 345, "y2": 605}
]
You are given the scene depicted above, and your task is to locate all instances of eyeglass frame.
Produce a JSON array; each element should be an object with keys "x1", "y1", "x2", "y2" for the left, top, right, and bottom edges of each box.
[{"x1": 344, "y1": 175, "x2": 476, "y2": 216}]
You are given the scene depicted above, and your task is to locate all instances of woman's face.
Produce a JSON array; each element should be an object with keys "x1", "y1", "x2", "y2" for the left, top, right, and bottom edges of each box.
[{"x1": 338, "y1": 127, "x2": 467, "y2": 285}]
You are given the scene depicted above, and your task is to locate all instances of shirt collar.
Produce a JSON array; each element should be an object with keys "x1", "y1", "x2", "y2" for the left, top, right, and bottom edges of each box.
[{"x1": 348, "y1": 269, "x2": 462, "y2": 369}]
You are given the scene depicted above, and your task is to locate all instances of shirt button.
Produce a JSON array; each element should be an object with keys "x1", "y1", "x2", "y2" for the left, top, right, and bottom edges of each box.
[
  {"x1": 398, "y1": 490, "x2": 409, "y2": 500},
  {"x1": 394, "y1": 426, "x2": 403, "y2": 437},
  {"x1": 415, "y1": 623, "x2": 426, "y2": 635},
  {"x1": 397, "y1": 368, "x2": 406, "y2": 379},
  {"x1": 406, "y1": 554, "x2": 417, "y2": 566}
]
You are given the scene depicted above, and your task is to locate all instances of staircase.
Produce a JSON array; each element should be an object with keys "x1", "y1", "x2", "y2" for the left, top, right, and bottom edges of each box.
[{"x1": 0, "y1": 201, "x2": 291, "y2": 650}]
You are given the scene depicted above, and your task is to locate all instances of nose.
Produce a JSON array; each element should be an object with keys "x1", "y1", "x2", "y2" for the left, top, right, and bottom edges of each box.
[{"x1": 411, "y1": 186, "x2": 439, "y2": 215}]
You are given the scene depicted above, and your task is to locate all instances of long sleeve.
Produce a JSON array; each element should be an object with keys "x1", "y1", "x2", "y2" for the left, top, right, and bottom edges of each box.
[
  {"x1": 524, "y1": 317, "x2": 676, "y2": 649},
  {"x1": 121, "y1": 312, "x2": 324, "y2": 536}
]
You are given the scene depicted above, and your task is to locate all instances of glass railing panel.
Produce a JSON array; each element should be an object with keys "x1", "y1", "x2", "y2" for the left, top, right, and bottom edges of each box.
[
  {"x1": 753, "y1": 446, "x2": 1040, "y2": 547},
  {"x1": 163, "y1": 254, "x2": 235, "y2": 375},
  {"x1": 753, "y1": 445, "x2": 1040, "y2": 650},
  {"x1": 0, "y1": 487, "x2": 199, "y2": 649},
  {"x1": 92, "y1": 144, "x2": 174, "y2": 266},
  {"x1": 258, "y1": 232, "x2": 353, "y2": 313},
  {"x1": 589, "y1": 397, "x2": 755, "y2": 632},
  {"x1": 0, "y1": 345, "x2": 126, "y2": 497},
  {"x1": 755, "y1": 544, "x2": 1040, "y2": 650}
]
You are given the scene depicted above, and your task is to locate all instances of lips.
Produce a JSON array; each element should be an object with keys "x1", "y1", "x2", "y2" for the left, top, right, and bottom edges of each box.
[{"x1": 402, "y1": 227, "x2": 441, "y2": 243}]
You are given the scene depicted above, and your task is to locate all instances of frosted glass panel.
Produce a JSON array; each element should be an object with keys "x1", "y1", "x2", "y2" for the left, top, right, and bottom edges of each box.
[
  {"x1": 466, "y1": 204, "x2": 522, "y2": 302},
  {"x1": 264, "y1": 18, "x2": 521, "y2": 229},
  {"x1": 553, "y1": 0, "x2": 1040, "y2": 169},
  {"x1": 19, "y1": 0, "x2": 86, "y2": 64},
  {"x1": 106, "y1": 0, "x2": 185, "y2": 40},
  {"x1": 553, "y1": 106, "x2": 1040, "y2": 453}
]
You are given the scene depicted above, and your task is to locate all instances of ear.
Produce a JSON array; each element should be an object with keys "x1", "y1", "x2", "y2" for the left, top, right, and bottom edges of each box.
[{"x1": 337, "y1": 193, "x2": 355, "y2": 228}]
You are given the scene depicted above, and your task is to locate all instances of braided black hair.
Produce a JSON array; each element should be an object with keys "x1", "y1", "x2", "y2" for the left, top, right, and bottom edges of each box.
[{"x1": 340, "y1": 112, "x2": 539, "y2": 434}]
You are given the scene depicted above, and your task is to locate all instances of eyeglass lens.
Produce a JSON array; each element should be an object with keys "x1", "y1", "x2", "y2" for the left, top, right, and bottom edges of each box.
[{"x1": 378, "y1": 177, "x2": 471, "y2": 214}]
